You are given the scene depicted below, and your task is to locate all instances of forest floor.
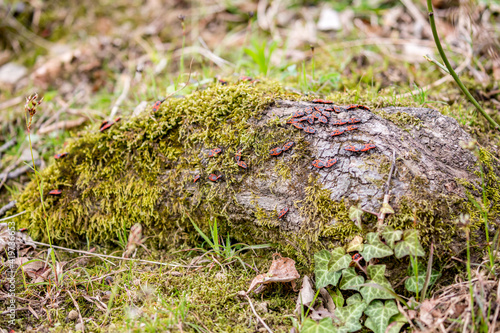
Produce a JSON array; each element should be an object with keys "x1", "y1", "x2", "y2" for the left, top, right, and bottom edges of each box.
[{"x1": 0, "y1": 0, "x2": 499, "y2": 332}]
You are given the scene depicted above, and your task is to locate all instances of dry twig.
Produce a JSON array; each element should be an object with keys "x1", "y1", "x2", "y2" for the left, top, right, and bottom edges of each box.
[
  {"x1": 0, "y1": 200, "x2": 17, "y2": 218},
  {"x1": 244, "y1": 294, "x2": 273, "y2": 333},
  {"x1": 38, "y1": 117, "x2": 88, "y2": 135},
  {"x1": 66, "y1": 290, "x2": 85, "y2": 333}
]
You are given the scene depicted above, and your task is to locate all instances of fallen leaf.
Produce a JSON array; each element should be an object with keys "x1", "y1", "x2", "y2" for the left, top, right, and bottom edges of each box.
[
  {"x1": 295, "y1": 275, "x2": 315, "y2": 315},
  {"x1": 246, "y1": 253, "x2": 300, "y2": 294}
]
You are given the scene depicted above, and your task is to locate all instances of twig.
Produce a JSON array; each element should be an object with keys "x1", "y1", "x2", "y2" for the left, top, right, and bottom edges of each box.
[
  {"x1": 66, "y1": 290, "x2": 85, "y2": 333},
  {"x1": 109, "y1": 75, "x2": 131, "y2": 120},
  {"x1": 0, "y1": 160, "x2": 42, "y2": 180},
  {"x1": 32, "y1": 240, "x2": 182, "y2": 268},
  {"x1": 0, "y1": 139, "x2": 16, "y2": 154},
  {"x1": 426, "y1": 0, "x2": 500, "y2": 130},
  {"x1": 38, "y1": 117, "x2": 88, "y2": 135},
  {"x1": 421, "y1": 242, "x2": 434, "y2": 299},
  {"x1": 0, "y1": 96, "x2": 24, "y2": 111},
  {"x1": 0, "y1": 201, "x2": 16, "y2": 218},
  {"x1": 0, "y1": 210, "x2": 27, "y2": 222},
  {"x1": 244, "y1": 294, "x2": 273, "y2": 333},
  {"x1": 173, "y1": 46, "x2": 234, "y2": 68}
]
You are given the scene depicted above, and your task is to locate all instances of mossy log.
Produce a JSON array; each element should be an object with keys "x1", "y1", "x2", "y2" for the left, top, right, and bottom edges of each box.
[{"x1": 15, "y1": 83, "x2": 499, "y2": 259}]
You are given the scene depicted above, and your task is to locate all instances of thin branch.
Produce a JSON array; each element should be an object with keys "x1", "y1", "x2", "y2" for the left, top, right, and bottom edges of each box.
[
  {"x1": 66, "y1": 290, "x2": 85, "y2": 333},
  {"x1": 0, "y1": 210, "x2": 27, "y2": 222},
  {"x1": 0, "y1": 201, "x2": 17, "y2": 218},
  {"x1": 109, "y1": 75, "x2": 131, "y2": 120},
  {"x1": 0, "y1": 139, "x2": 17, "y2": 154},
  {"x1": 426, "y1": 0, "x2": 500, "y2": 130},
  {"x1": 244, "y1": 294, "x2": 273, "y2": 333},
  {"x1": 0, "y1": 160, "x2": 42, "y2": 180},
  {"x1": 38, "y1": 117, "x2": 88, "y2": 135}
]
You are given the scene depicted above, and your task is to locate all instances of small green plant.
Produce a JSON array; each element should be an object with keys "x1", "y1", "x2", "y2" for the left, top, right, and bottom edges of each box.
[
  {"x1": 299, "y1": 227, "x2": 437, "y2": 333},
  {"x1": 243, "y1": 39, "x2": 277, "y2": 76}
]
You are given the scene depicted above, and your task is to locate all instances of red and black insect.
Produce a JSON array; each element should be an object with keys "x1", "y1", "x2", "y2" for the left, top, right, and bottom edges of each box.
[
  {"x1": 193, "y1": 175, "x2": 200, "y2": 183},
  {"x1": 218, "y1": 79, "x2": 228, "y2": 85},
  {"x1": 18, "y1": 228, "x2": 27, "y2": 232},
  {"x1": 287, "y1": 118, "x2": 298, "y2": 124},
  {"x1": 237, "y1": 160, "x2": 248, "y2": 169},
  {"x1": 312, "y1": 111, "x2": 322, "y2": 119},
  {"x1": 282, "y1": 141, "x2": 295, "y2": 151},
  {"x1": 330, "y1": 129, "x2": 345, "y2": 136},
  {"x1": 321, "y1": 111, "x2": 331, "y2": 118},
  {"x1": 100, "y1": 117, "x2": 121, "y2": 132},
  {"x1": 304, "y1": 107, "x2": 314, "y2": 114},
  {"x1": 208, "y1": 148, "x2": 222, "y2": 157},
  {"x1": 297, "y1": 115, "x2": 314, "y2": 124},
  {"x1": 292, "y1": 122, "x2": 305, "y2": 130},
  {"x1": 208, "y1": 174, "x2": 222, "y2": 182},
  {"x1": 345, "y1": 125, "x2": 358, "y2": 131},
  {"x1": 314, "y1": 106, "x2": 325, "y2": 112},
  {"x1": 54, "y1": 152, "x2": 68, "y2": 159},
  {"x1": 152, "y1": 99, "x2": 165, "y2": 112},
  {"x1": 278, "y1": 207, "x2": 289, "y2": 219},
  {"x1": 348, "y1": 118, "x2": 362, "y2": 124},
  {"x1": 303, "y1": 126, "x2": 316, "y2": 134},
  {"x1": 360, "y1": 143, "x2": 376, "y2": 152},
  {"x1": 235, "y1": 149, "x2": 242, "y2": 162},
  {"x1": 318, "y1": 116, "x2": 328, "y2": 124},
  {"x1": 49, "y1": 189, "x2": 62, "y2": 195},
  {"x1": 325, "y1": 158, "x2": 338, "y2": 167},
  {"x1": 312, "y1": 99, "x2": 334, "y2": 104},
  {"x1": 240, "y1": 76, "x2": 253, "y2": 81},
  {"x1": 270, "y1": 147, "x2": 283, "y2": 156},
  {"x1": 357, "y1": 105, "x2": 370, "y2": 111},
  {"x1": 312, "y1": 160, "x2": 325, "y2": 168},
  {"x1": 292, "y1": 110, "x2": 305, "y2": 118},
  {"x1": 332, "y1": 119, "x2": 347, "y2": 126},
  {"x1": 333, "y1": 106, "x2": 346, "y2": 113},
  {"x1": 352, "y1": 253, "x2": 363, "y2": 262},
  {"x1": 344, "y1": 145, "x2": 361, "y2": 152}
]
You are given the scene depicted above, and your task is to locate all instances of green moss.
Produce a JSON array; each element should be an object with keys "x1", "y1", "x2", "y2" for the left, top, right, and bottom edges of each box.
[{"x1": 373, "y1": 110, "x2": 423, "y2": 130}]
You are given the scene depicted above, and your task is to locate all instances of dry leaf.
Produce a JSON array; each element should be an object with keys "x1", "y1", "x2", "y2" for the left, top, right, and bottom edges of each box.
[
  {"x1": 295, "y1": 275, "x2": 315, "y2": 316},
  {"x1": 245, "y1": 253, "x2": 300, "y2": 295}
]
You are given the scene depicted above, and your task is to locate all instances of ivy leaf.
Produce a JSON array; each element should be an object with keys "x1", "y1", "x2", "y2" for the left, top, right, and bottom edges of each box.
[
  {"x1": 360, "y1": 265, "x2": 395, "y2": 304},
  {"x1": 360, "y1": 233, "x2": 393, "y2": 262},
  {"x1": 346, "y1": 236, "x2": 364, "y2": 253},
  {"x1": 387, "y1": 313, "x2": 408, "y2": 333},
  {"x1": 380, "y1": 202, "x2": 395, "y2": 215},
  {"x1": 364, "y1": 300, "x2": 400, "y2": 333},
  {"x1": 405, "y1": 262, "x2": 441, "y2": 293},
  {"x1": 315, "y1": 250, "x2": 342, "y2": 289},
  {"x1": 301, "y1": 318, "x2": 339, "y2": 333},
  {"x1": 381, "y1": 226, "x2": 402, "y2": 249},
  {"x1": 394, "y1": 229, "x2": 425, "y2": 259},
  {"x1": 349, "y1": 204, "x2": 364, "y2": 228},
  {"x1": 328, "y1": 247, "x2": 352, "y2": 272},
  {"x1": 331, "y1": 288, "x2": 344, "y2": 308},
  {"x1": 334, "y1": 301, "x2": 367, "y2": 332},
  {"x1": 345, "y1": 293, "x2": 363, "y2": 306},
  {"x1": 339, "y1": 267, "x2": 365, "y2": 291}
]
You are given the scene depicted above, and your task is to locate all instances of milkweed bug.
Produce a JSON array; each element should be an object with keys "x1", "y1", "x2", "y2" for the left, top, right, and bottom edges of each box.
[
  {"x1": 348, "y1": 118, "x2": 361, "y2": 124},
  {"x1": 100, "y1": 121, "x2": 112, "y2": 132},
  {"x1": 49, "y1": 189, "x2": 62, "y2": 195},
  {"x1": 345, "y1": 125, "x2": 358, "y2": 131},
  {"x1": 292, "y1": 123, "x2": 305, "y2": 130},
  {"x1": 325, "y1": 158, "x2": 338, "y2": 167},
  {"x1": 303, "y1": 126, "x2": 316, "y2": 134},
  {"x1": 318, "y1": 116, "x2": 328, "y2": 124},
  {"x1": 152, "y1": 99, "x2": 165, "y2": 112},
  {"x1": 304, "y1": 107, "x2": 313, "y2": 114},
  {"x1": 292, "y1": 111, "x2": 305, "y2": 118},
  {"x1": 282, "y1": 141, "x2": 295, "y2": 151},
  {"x1": 360, "y1": 144, "x2": 376, "y2": 152},
  {"x1": 344, "y1": 145, "x2": 361, "y2": 152},
  {"x1": 114, "y1": 117, "x2": 121, "y2": 123},
  {"x1": 237, "y1": 160, "x2": 248, "y2": 169},
  {"x1": 287, "y1": 118, "x2": 298, "y2": 124},
  {"x1": 270, "y1": 147, "x2": 283, "y2": 156},
  {"x1": 208, "y1": 174, "x2": 220, "y2": 182},
  {"x1": 345, "y1": 104, "x2": 358, "y2": 110},
  {"x1": 332, "y1": 119, "x2": 347, "y2": 126},
  {"x1": 312, "y1": 99, "x2": 333, "y2": 104},
  {"x1": 312, "y1": 160, "x2": 325, "y2": 168},
  {"x1": 54, "y1": 152, "x2": 68, "y2": 159},
  {"x1": 352, "y1": 253, "x2": 363, "y2": 262},
  {"x1": 330, "y1": 129, "x2": 345, "y2": 136},
  {"x1": 333, "y1": 106, "x2": 346, "y2": 113},
  {"x1": 193, "y1": 175, "x2": 200, "y2": 183},
  {"x1": 278, "y1": 207, "x2": 289, "y2": 219}
]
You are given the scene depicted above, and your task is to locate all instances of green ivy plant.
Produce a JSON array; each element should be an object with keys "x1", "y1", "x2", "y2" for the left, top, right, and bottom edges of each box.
[{"x1": 300, "y1": 227, "x2": 439, "y2": 333}]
